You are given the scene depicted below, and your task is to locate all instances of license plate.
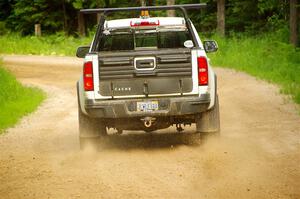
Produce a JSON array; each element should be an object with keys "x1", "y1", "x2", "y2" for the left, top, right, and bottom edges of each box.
[{"x1": 137, "y1": 101, "x2": 158, "y2": 112}]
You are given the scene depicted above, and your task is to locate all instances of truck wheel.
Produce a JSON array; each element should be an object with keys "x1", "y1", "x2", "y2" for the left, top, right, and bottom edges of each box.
[
  {"x1": 78, "y1": 105, "x2": 107, "y2": 150},
  {"x1": 196, "y1": 95, "x2": 220, "y2": 134},
  {"x1": 77, "y1": 81, "x2": 107, "y2": 150}
]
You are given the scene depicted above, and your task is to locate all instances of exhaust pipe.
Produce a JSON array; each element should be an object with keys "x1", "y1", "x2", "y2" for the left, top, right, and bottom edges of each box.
[{"x1": 141, "y1": 117, "x2": 156, "y2": 128}]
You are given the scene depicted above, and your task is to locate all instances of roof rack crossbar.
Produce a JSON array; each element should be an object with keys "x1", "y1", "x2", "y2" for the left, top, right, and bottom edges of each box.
[{"x1": 80, "y1": 4, "x2": 207, "y2": 17}]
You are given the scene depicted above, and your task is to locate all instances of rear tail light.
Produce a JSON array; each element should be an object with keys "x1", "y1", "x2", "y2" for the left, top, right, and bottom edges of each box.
[
  {"x1": 83, "y1": 61, "x2": 94, "y2": 91},
  {"x1": 197, "y1": 57, "x2": 209, "y2": 86}
]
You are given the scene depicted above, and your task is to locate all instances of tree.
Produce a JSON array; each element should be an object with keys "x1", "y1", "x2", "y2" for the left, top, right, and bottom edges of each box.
[
  {"x1": 167, "y1": 0, "x2": 175, "y2": 17},
  {"x1": 0, "y1": 0, "x2": 14, "y2": 21},
  {"x1": 217, "y1": 0, "x2": 225, "y2": 36},
  {"x1": 78, "y1": 11, "x2": 86, "y2": 37},
  {"x1": 140, "y1": 0, "x2": 146, "y2": 6},
  {"x1": 1, "y1": 0, "x2": 294, "y2": 37},
  {"x1": 290, "y1": 0, "x2": 298, "y2": 46},
  {"x1": 6, "y1": 0, "x2": 77, "y2": 35}
]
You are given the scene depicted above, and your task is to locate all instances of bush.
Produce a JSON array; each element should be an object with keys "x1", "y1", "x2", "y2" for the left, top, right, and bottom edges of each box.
[{"x1": 0, "y1": 21, "x2": 9, "y2": 35}]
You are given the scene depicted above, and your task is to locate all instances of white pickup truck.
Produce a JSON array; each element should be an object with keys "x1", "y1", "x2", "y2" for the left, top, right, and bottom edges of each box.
[{"x1": 76, "y1": 4, "x2": 220, "y2": 148}]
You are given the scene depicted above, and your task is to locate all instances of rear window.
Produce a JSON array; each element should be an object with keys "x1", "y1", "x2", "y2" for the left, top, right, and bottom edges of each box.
[
  {"x1": 99, "y1": 30, "x2": 191, "y2": 51},
  {"x1": 158, "y1": 31, "x2": 191, "y2": 49},
  {"x1": 135, "y1": 33, "x2": 157, "y2": 48},
  {"x1": 100, "y1": 34, "x2": 134, "y2": 51}
]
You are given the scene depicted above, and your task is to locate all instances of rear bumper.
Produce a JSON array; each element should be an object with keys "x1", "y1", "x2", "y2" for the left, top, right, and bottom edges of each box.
[{"x1": 85, "y1": 94, "x2": 210, "y2": 118}]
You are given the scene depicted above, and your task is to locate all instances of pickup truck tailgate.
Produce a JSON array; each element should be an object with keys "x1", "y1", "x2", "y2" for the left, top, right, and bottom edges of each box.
[{"x1": 98, "y1": 48, "x2": 193, "y2": 97}]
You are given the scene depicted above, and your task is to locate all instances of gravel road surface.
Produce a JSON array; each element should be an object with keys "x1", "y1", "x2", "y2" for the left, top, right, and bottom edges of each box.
[{"x1": 0, "y1": 55, "x2": 299, "y2": 199}]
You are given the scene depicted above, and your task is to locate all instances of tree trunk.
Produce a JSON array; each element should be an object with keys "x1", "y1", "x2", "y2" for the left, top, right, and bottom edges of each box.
[
  {"x1": 217, "y1": 0, "x2": 225, "y2": 36},
  {"x1": 167, "y1": 0, "x2": 175, "y2": 17},
  {"x1": 140, "y1": 0, "x2": 146, "y2": 6},
  {"x1": 96, "y1": 2, "x2": 103, "y2": 25},
  {"x1": 62, "y1": 0, "x2": 67, "y2": 33},
  {"x1": 290, "y1": 0, "x2": 298, "y2": 47},
  {"x1": 97, "y1": 13, "x2": 101, "y2": 24},
  {"x1": 35, "y1": 24, "x2": 41, "y2": 37},
  {"x1": 78, "y1": 11, "x2": 86, "y2": 37}
]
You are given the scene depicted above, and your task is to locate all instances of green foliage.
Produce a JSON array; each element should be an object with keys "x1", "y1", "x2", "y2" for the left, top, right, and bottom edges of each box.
[
  {"x1": 0, "y1": 0, "x2": 295, "y2": 36},
  {"x1": 0, "y1": 33, "x2": 92, "y2": 56},
  {"x1": 224, "y1": 0, "x2": 289, "y2": 34},
  {"x1": 0, "y1": 62, "x2": 45, "y2": 133},
  {"x1": 0, "y1": 21, "x2": 9, "y2": 35},
  {"x1": 0, "y1": 0, "x2": 13, "y2": 21},
  {"x1": 209, "y1": 31, "x2": 300, "y2": 104},
  {"x1": 2, "y1": 0, "x2": 142, "y2": 35},
  {"x1": 6, "y1": 0, "x2": 77, "y2": 35}
]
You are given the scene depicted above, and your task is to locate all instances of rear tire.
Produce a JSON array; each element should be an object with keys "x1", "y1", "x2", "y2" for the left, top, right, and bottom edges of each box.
[
  {"x1": 78, "y1": 105, "x2": 107, "y2": 137},
  {"x1": 196, "y1": 95, "x2": 220, "y2": 134},
  {"x1": 78, "y1": 104, "x2": 107, "y2": 150},
  {"x1": 77, "y1": 83, "x2": 107, "y2": 150}
]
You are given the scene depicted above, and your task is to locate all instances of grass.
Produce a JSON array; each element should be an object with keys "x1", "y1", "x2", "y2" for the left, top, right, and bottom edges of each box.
[
  {"x1": 0, "y1": 33, "x2": 92, "y2": 56},
  {"x1": 208, "y1": 32, "x2": 300, "y2": 105},
  {"x1": 0, "y1": 62, "x2": 45, "y2": 133}
]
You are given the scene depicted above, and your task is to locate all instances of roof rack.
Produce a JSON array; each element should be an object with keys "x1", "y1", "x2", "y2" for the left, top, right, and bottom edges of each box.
[
  {"x1": 80, "y1": 4, "x2": 207, "y2": 19},
  {"x1": 87, "y1": 4, "x2": 207, "y2": 51},
  {"x1": 80, "y1": 4, "x2": 207, "y2": 13}
]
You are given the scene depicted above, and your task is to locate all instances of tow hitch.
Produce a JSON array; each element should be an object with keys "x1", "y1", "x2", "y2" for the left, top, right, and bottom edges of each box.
[{"x1": 141, "y1": 117, "x2": 156, "y2": 128}]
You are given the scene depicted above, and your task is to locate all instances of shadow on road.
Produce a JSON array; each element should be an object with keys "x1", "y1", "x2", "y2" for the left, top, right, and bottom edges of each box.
[
  {"x1": 80, "y1": 131, "x2": 220, "y2": 151},
  {"x1": 104, "y1": 132, "x2": 200, "y2": 149}
]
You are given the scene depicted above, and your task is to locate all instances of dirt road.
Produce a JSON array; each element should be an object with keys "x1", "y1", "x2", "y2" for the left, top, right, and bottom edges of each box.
[{"x1": 1, "y1": 55, "x2": 299, "y2": 199}]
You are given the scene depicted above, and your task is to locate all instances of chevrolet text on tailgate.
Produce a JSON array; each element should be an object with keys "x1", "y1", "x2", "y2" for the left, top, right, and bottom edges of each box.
[{"x1": 76, "y1": 4, "x2": 220, "y2": 149}]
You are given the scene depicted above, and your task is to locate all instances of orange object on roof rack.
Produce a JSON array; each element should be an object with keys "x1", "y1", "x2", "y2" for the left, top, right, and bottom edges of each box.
[{"x1": 140, "y1": 10, "x2": 150, "y2": 18}]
